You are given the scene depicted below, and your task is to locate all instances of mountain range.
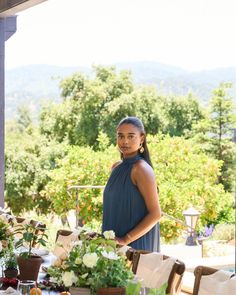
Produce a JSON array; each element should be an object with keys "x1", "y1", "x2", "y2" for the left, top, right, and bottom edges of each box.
[{"x1": 5, "y1": 62, "x2": 236, "y2": 120}]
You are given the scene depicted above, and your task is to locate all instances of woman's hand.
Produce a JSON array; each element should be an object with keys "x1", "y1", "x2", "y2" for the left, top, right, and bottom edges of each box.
[{"x1": 115, "y1": 236, "x2": 129, "y2": 245}]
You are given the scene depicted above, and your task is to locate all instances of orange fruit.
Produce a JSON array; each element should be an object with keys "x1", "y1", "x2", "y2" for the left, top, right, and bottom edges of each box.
[
  {"x1": 29, "y1": 288, "x2": 42, "y2": 295},
  {"x1": 60, "y1": 292, "x2": 71, "y2": 295}
]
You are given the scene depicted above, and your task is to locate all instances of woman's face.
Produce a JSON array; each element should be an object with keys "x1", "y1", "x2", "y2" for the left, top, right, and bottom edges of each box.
[{"x1": 116, "y1": 123, "x2": 144, "y2": 158}]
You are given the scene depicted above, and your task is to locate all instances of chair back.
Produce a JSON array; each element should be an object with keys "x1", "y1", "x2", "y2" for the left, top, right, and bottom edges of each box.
[
  {"x1": 30, "y1": 219, "x2": 46, "y2": 247},
  {"x1": 127, "y1": 249, "x2": 185, "y2": 295},
  {"x1": 193, "y1": 265, "x2": 235, "y2": 295},
  {"x1": 0, "y1": 211, "x2": 15, "y2": 223},
  {"x1": 53, "y1": 229, "x2": 79, "y2": 258},
  {"x1": 55, "y1": 229, "x2": 74, "y2": 241}
]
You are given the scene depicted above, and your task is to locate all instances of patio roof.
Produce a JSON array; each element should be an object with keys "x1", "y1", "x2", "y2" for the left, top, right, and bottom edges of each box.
[{"x1": 0, "y1": 0, "x2": 47, "y2": 16}]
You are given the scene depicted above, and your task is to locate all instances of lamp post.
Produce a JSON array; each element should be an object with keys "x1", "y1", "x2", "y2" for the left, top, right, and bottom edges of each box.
[{"x1": 183, "y1": 206, "x2": 200, "y2": 246}]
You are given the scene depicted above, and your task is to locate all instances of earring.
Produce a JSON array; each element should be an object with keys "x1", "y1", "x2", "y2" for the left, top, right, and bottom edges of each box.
[{"x1": 139, "y1": 144, "x2": 144, "y2": 153}]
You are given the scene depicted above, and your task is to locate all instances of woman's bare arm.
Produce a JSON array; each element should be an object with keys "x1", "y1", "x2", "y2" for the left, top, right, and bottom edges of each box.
[{"x1": 116, "y1": 160, "x2": 161, "y2": 245}]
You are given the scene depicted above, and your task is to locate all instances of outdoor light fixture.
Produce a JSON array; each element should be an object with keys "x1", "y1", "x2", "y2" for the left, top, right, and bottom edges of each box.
[{"x1": 183, "y1": 206, "x2": 200, "y2": 246}]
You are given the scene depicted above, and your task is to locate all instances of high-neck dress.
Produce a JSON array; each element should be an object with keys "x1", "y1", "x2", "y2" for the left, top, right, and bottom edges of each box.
[{"x1": 102, "y1": 154, "x2": 160, "y2": 252}]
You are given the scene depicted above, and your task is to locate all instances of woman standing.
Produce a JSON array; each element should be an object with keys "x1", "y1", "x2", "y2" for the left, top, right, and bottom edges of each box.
[{"x1": 102, "y1": 116, "x2": 161, "y2": 251}]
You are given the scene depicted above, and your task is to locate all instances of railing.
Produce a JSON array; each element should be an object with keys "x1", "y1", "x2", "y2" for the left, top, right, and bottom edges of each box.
[
  {"x1": 67, "y1": 185, "x2": 105, "y2": 228},
  {"x1": 67, "y1": 185, "x2": 195, "y2": 232}
]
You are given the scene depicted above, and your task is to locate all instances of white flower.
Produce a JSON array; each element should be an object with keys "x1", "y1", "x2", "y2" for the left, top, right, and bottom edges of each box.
[
  {"x1": 81, "y1": 273, "x2": 88, "y2": 279},
  {"x1": 62, "y1": 271, "x2": 77, "y2": 287},
  {"x1": 50, "y1": 277, "x2": 59, "y2": 284},
  {"x1": 0, "y1": 241, "x2": 2, "y2": 252},
  {"x1": 73, "y1": 227, "x2": 84, "y2": 236},
  {"x1": 72, "y1": 240, "x2": 83, "y2": 247},
  {"x1": 83, "y1": 253, "x2": 98, "y2": 268},
  {"x1": 75, "y1": 257, "x2": 82, "y2": 264},
  {"x1": 102, "y1": 250, "x2": 119, "y2": 260},
  {"x1": 103, "y1": 230, "x2": 115, "y2": 240}
]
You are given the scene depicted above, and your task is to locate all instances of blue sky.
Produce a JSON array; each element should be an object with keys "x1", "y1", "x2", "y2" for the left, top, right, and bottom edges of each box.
[{"x1": 5, "y1": 0, "x2": 236, "y2": 71}]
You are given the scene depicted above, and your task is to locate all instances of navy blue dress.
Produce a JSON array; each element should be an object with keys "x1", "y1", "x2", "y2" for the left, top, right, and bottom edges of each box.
[{"x1": 102, "y1": 154, "x2": 160, "y2": 252}]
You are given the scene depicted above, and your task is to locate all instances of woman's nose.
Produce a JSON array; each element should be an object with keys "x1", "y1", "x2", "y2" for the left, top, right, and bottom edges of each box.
[{"x1": 123, "y1": 137, "x2": 129, "y2": 144}]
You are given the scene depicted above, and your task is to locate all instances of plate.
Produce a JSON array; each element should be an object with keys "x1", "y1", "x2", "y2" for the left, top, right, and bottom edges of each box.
[{"x1": 32, "y1": 248, "x2": 49, "y2": 256}]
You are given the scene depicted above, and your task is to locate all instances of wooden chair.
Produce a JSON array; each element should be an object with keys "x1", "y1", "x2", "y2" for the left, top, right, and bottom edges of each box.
[
  {"x1": 126, "y1": 249, "x2": 185, "y2": 295},
  {"x1": 30, "y1": 219, "x2": 46, "y2": 247},
  {"x1": 193, "y1": 265, "x2": 235, "y2": 295},
  {"x1": 0, "y1": 211, "x2": 15, "y2": 223},
  {"x1": 55, "y1": 229, "x2": 73, "y2": 242},
  {"x1": 53, "y1": 229, "x2": 80, "y2": 258}
]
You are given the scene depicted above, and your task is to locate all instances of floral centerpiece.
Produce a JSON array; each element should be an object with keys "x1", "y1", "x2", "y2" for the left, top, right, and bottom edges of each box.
[
  {"x1": 0, "y1": 219, "x2": 14, "y2": 258},
  {"x1": 47, "y1": 229, "x2": 134, "y2": 295}
]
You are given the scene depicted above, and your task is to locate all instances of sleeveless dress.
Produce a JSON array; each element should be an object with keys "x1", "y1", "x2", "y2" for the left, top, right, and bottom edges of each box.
[{"x1": 102, "y1": 154, "x2": 160, "y2": 252}]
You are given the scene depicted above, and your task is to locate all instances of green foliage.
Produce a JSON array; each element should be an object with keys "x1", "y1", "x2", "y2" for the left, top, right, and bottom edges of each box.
[
  {"x1": 191, "y1": 82, "x2": 236, "y2": 191},
  {"x1": 16, "y1": 104, "x2": 33, "y2": 133},
  {"x1": 47, "y1": 229, "x2": 133, "y2": 293},
  {"x1": 5, "y1": 68, "x2": 235, "y2": 243},
  {"x1": 148, "y1": 135, "x2": 233, "y2": 241},
  {"x1": 14, "y1": 223, "x2": 48, "y2": 258},
  {"x1": 96, "y1": 131, "x2": 110, "y2": 151},
  {"x1": 126, "y1": 279, "x2": 142, "y2": 295},
  {"x1": 42, "y1": 135, "x2": 232, "y2": 242},
  {"x1": 40, "y1": 66, "x2": 134, "y2": 147},
  {"x1": 43, "y1": 145, "x2": 116, "y2": 222},
  {"x1": 40, "y1": 66, "x2": 203, "y2": 147},
  {"x1": 4, "y1": 252, "x2": 18, "y2": 269},
  {"x1": 0, "y1": 219, "x2": 14, "y2": 258},
  {"x1": 162, "y1": 94, "x2": 205, "y2": 136},
  {"x1": 148, "y1": 283, "x2": 168, "y2": 295},
  {"x1": 5, "y1": 129, "x2": 68, "y2": 215},
  {"x1": 211, "y1": 223, "x2": 235, "y2": 241}
]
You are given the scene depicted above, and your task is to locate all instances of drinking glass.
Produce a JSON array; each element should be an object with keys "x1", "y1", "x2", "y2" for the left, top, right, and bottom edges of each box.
[
  {"x1": 0, "y1": 257, "x2": 4, "y2": 288},
  {"x1": 17, "y1": 280, "x2": 37, "y2": 295}
]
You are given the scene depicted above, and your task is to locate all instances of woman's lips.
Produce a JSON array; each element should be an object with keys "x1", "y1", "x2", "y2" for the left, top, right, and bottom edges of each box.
[{"x1": 121, "y1": 146, "x2": 129, "y2": 150}]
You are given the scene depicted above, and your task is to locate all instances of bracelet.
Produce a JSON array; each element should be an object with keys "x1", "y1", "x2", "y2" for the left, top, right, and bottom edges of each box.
[{"x1": 126, "y1": 233, "x2": 132, "y2": 243}]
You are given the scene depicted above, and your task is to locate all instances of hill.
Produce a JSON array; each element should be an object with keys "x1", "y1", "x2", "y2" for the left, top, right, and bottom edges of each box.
[{"x1": 5, "y1": 62, "x2": 236, "y2": 119}]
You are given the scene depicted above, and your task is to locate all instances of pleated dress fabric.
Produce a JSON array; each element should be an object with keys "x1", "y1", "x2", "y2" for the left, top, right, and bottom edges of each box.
[{"x1": 102, "y1": 154, "x2": 160, "y2": 252}]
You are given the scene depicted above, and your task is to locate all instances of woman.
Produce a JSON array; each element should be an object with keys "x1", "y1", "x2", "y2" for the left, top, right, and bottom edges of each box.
[{"x1": 102, "y1": 116, "x2": 161, "y2": 251}]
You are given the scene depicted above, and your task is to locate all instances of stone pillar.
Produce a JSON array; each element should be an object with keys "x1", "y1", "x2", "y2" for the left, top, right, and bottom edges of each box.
[{"x1": 0, "y1": 16, "x2": 16, "y2": 208}]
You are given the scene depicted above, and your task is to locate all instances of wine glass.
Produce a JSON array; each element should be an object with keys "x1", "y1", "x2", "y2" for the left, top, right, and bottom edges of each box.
[{"x1": 17, "y1": 280, "x2": 37, "y2": 295}]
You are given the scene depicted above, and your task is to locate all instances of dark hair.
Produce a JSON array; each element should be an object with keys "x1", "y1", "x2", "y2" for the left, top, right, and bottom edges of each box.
[{"x1": 117, "y1": 116, "x2": 153, "y2": 167}]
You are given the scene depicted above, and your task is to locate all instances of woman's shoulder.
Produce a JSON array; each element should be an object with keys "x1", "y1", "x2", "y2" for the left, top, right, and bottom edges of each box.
[{"x1": 132, "y1": 158, "x2": 155, "y2": 178}]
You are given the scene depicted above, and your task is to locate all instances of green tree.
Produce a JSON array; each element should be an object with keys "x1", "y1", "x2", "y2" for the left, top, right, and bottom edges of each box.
[
  {"x1": 192, "y1": 82, "x2": 236, "y2": 191},
  {"x1": 42, "y1": 145, "x2": 117, "y2": 223},
  {"x1": 162, "y1": 94, "x2": 205, "y2": 137},
  {"x1": 40, "y1": 66, "x2": 203, "y2": 148},
  {"x1": 5, "y1": 130, "x2": 68, "y2": 215},
  {"x1": 16, "y1": 105, "x2": 33, "y2": 133},
  {"x1": 148, "y1": 134, "x2": 233, "y2": 241}
]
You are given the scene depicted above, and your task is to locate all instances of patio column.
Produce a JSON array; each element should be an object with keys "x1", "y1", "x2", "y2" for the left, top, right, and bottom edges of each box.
[{"x1": 0, "y1": 16, "x2": 16, "y2": 208}]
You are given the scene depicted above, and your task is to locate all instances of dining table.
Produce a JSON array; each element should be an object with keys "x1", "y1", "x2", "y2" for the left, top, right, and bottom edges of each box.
[{"x1": 0, "y1": 250, "x2": 59, "y2": 295}]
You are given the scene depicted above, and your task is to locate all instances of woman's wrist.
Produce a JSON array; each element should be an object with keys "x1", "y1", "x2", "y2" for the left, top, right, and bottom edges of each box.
[{"x1": 125, "y1": 233, "x2": 133, "y2": 244}]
